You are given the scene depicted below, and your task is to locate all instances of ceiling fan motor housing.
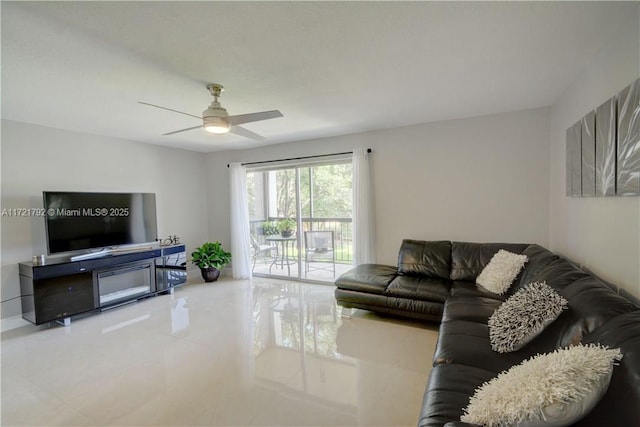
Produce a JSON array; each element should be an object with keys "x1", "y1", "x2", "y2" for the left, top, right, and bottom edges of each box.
[{"x1": 203, "y1": 103, "x2": 230, "y2": 133}]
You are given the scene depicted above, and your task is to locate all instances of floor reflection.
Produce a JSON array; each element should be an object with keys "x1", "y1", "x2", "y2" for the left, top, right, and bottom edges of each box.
[
  {"x1": 170, "y1": 297, "x2": 189, "y2": 334},
  {"x1": 1, "y1": 277, "x2": 438, "y2": 427},
  {"x1": 252, "y1": 281, "x2": 356, "y2": 416}
]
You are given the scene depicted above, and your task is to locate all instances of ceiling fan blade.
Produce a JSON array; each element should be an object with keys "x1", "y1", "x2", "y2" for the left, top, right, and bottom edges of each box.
[
  {"x1": 229, "y1": 125, "x2": 265, "y2": 141},
  {"x1": 227, "y1": 110, "x2": 283, "y2": 126},
  {"x1": 163, "y1": 125, "x2": 202, "y2": 136},
  {"x1": 139, "y1": 102, "x2": 202, "y2": 120}
]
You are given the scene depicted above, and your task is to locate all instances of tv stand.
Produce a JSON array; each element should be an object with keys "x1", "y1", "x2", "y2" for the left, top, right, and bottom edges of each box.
[{"x1": 19, "y1": 244, "x2": 186, "y2": 326}]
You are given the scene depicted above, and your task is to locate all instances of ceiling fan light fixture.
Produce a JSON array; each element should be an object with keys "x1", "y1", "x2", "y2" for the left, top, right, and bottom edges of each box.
[
  {"x1": 141, "y1": 82, "x2": 282, "y2": 140},
  {"x1": 203, "y1": 115, "x2": 230, "y2": 134}
]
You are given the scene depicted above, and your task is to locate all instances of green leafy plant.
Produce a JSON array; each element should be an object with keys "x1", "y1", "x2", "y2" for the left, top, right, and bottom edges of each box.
[
  {"x1": 277, "y1": 218, "x2": 296, "y2": 234},
  {"x1": 260, "y1": 221, "x2": 279, "y2": 236},
  {"x1": 191, "y1": 241, "x2": 232, "y2": 270}
]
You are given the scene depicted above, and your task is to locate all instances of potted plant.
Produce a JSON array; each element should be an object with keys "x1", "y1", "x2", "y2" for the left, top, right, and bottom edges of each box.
[
  {"x1": 191, "y1": 241, "x2": 232, "y2": 282},
  {"x1": 277, "y1": 218, "x2": 296, "y2": 237},
  {"x1": 260, "y1": 221, "x2": 279, "y2": 236}
]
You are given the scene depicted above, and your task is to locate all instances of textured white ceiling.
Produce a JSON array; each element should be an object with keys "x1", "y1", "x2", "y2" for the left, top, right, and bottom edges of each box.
[{"x1": 1, "y1": 1, "x2": 636, "y2": 152}]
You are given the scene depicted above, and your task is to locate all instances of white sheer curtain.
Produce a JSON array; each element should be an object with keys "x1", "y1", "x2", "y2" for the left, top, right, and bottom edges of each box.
[
  {"x1": 229, "y1": 162, "x2": 252, "y2": 279},
  {"x1": 352, "y1": 148, "x2": 376, "y2": 265}
]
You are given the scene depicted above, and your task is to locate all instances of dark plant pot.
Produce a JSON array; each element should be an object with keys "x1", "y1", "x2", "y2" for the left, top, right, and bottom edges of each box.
[
  {"x1": 280, "y1": 230, "x2": 294, "y2": 238},
  {"x1": 200, "y1": 267, "x2": 221, "y2": 282}
]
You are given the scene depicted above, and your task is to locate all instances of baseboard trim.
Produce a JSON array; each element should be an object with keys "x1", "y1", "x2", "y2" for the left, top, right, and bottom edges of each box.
[{"x1": 1, "y1": 315, "x2": 31, "y2": 332}]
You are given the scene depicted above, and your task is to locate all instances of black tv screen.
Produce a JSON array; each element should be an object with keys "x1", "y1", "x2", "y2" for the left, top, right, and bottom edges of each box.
[{"x1": 43, "y1": 191, "x2": 158, "y2": 255}]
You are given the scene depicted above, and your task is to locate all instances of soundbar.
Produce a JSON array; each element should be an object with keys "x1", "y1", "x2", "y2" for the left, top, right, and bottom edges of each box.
[
  {"x1": 69, "y1": 243, "x2": 159, "y2": 262},
  {"x1": 70, "y1": 249, "x2": 112, "y2": 262}
]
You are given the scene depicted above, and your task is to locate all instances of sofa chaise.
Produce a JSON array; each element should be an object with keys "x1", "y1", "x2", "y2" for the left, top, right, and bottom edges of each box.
[{"x1": 334, "y1": 240, "x2": 640, "y2": 426}]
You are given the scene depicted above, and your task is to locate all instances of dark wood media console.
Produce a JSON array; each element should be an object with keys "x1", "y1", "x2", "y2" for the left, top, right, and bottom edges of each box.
[{"x1": 19, "y1": 244, "x2": 186, "y2": 326}]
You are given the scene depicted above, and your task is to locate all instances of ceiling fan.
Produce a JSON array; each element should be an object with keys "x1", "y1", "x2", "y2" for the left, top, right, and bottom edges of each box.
[{"x1": 139, "y1": 83, "x2": 283, "y2": 140}]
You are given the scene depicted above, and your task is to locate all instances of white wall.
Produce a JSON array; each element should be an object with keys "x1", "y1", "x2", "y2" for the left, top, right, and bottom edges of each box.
[
  {"x1": 549, "y1": 4, "x2": 640, "y2": 297},
  {"x1": 1, "y1": 120, "x2": 209, "y2": 318},
  {"x1": 207, "y1": 107, "x2": 551, "y2": 266}
]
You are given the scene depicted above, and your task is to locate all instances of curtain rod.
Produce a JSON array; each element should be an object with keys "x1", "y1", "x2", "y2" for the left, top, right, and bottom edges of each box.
[{"x1": 226, "y1": 148, "x2": 371, "y2": 168}]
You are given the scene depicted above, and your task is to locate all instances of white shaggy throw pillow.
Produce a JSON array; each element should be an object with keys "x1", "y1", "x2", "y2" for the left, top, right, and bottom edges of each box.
[
  {"x1": 476, "y1": 249, "x2": 528, "y2": 294},
  {"x1": 461, "y1": 344, "x2": 623, "y2": 427},
  {"x1": 488, "y1": 281, "x2": 568, "y2": 353}
]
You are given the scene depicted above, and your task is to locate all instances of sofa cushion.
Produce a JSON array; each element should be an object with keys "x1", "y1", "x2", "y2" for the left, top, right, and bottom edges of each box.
[
  {"x1": 546, "y1": 277, "x2": 640, "y2": 348},
  {"x1": 441, "y1": 295, "x2": 503, "y2": 324},
  {"x1": 397, "y1": 240, "x2": 451, "y2": 279},
  {"x1": 334, "y1": 263, "x2": 397, "y2": 295},
  {"x1": 450, "y1": 242, "x2": 528, "y2": 281},
  {"x1": 432, "y1": 320, "x2": 538, "y2": 373},
  {"x1": 461, "y1": 344, "x2": 622, "y2": 427},
  {"x1": 476, "y1": 249, "x2": 528, "y2": 294},
  {"x1": 334, "y1": 288, "x2": 445, "y2": 322},
  {"x1": 618, "y1": 288, "x2": 640, "y2": 308},
  {"x1": 488, "y1": 281, "x2": 568, "y2": 353},
  {"x1": 418, "y1": 363, "x2": 497, "y2": 427},
  {"x1": 449, "y1": 281, "x2": 507, "y2": 301},
  {"x1": 508, "y1": 244, "x2": 559, "y2": 294},
  {"x1": 386, "y1": 275, "x2": 450, "y2": 303},
  {"x1": 578, "y1": 311, "x2": 640, "y2": 426},
  {"x1": 523, "y1": 256, "x2": 590, "y2": 293}
]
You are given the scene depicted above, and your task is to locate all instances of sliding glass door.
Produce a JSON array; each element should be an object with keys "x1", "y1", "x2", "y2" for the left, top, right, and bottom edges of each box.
[{"x1": 247, "y1": 160, "x2": 353, "y2": 283}]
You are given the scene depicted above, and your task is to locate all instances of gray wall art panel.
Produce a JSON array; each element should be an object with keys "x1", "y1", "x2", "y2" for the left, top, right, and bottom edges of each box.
[
  {"x1": 566, "y1": 121, "x2": 582, "y2": 197},
  {"x1": 581, "y1": 111, "x2": 596, "y2": 197},
  {"x1": 595, "y1": 97, "x2": 616, "y2": 196},
  {"x1": 566, "y1": 77, "x2": 640, "y2": 198},
  {"x1": 617, "y1": 77, "x2": 640, "y2": 195}
]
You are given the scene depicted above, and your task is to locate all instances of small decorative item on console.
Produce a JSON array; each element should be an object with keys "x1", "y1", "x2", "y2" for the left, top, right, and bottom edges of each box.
[{"x1": 161, "y1": 235, "x2": 181, "y2": 245}]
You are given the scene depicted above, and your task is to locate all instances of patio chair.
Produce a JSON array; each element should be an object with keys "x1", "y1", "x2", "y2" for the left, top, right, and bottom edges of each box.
[
  {"x1": 304, "y1": 230, "x2": 336, "y2": 278},
  {"x1": 251, "y1": 234, "x2": 277, "y2": 272}
]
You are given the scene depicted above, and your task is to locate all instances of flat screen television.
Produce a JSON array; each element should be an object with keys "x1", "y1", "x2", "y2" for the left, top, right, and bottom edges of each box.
[{"x1": 43, "y1": 191, "x2": 158, "y2": 255}]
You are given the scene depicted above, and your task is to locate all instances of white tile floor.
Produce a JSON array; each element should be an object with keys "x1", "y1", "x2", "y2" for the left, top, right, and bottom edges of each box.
[
  {"x1": 252, "y1": 258, "x2": 353, "y2": 283},
  {"x1": 1, "y1": 277, "x2": 439, "y2": 426}
]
